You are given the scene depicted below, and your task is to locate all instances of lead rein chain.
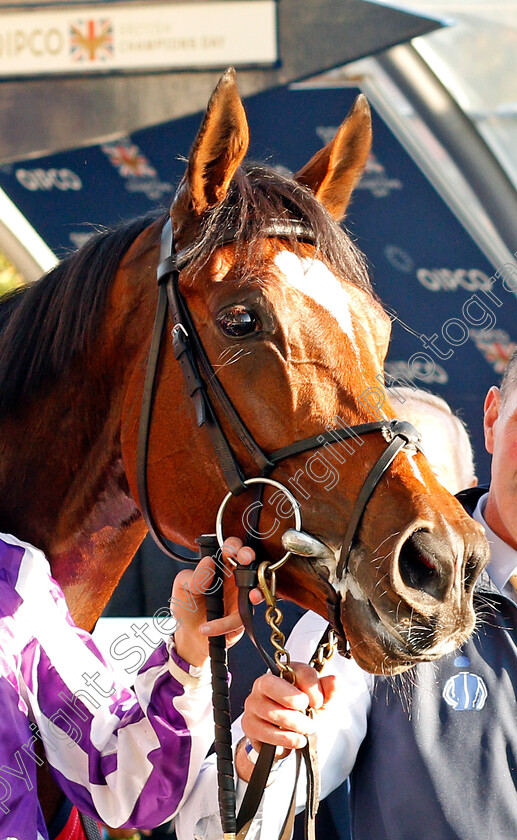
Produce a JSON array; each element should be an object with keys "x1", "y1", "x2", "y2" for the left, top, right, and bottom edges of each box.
[
  {"x1": 235, "y1": 561, "x2": 336, "y2": 840},
  {"x1": 259, "y1": 562, "x2": 337, "y2": 675},
  {"x1": 258, "y1": 562, "x2": 296, "y2": 684}
]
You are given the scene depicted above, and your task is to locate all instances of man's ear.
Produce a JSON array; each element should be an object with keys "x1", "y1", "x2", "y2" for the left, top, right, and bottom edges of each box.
[{"x1": 483, "y1": 386, "x2": 500, "y2": 455}]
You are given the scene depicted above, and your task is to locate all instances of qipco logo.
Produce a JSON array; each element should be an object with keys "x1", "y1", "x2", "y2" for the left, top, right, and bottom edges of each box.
[{"x1": 15, "y1": 168, "x2": 83, "y2": 192}]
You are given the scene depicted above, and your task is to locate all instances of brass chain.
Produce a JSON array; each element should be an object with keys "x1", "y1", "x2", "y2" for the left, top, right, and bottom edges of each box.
[
  {"x1": 257, "y1": 561, "x2": 296, "y2": 684},
  {"x1": 257, "y1": 560, "x2": 337, "y2": 683},
  {"x1": 310, "y1": 628, "x2": 338, "y2": 672}
]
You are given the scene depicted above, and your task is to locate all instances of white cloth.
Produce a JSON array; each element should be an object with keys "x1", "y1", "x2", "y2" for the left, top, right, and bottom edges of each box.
[
  {"x1": 175, "y1": 611, "x2": 371, "y2": 840},
  {"x1": 472, "y1": 493, "x2": 517, "y2": 602}
]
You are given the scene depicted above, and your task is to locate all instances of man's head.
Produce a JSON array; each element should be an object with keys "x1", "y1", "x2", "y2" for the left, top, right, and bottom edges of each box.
[
  {"x1": 499, "y1": 349, "x2": 517, "y2": 407},
  {"x1": 387, "y1": 386, "x2": 477, "y2": 495},
  {"x1": 483, "y1": 349, "x2": 517, "y2": 549}
]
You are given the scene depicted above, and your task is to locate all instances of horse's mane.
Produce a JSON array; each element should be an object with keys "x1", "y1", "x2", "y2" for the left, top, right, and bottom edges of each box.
[
  {"x1": 0, "y1": 163, "x2": 371, "y2": 416},
  {"x1": 0, "y1": 209, "x2": 167, "y2": 416}
]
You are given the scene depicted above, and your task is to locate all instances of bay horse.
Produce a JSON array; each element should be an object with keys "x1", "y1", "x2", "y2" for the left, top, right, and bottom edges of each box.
[{"x1": 0, "y1": 71, "x2": 487, "y2": 825}]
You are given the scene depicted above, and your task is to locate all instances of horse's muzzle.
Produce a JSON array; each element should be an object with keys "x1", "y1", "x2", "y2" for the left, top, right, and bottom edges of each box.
[{"x1": 341, "y1": 521, "x2": 489, "y2": 673}]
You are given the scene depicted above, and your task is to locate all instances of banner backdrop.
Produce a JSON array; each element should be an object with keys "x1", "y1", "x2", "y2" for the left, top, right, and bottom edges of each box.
[{"x1": 1, "y1": 85, "x2": 515, "y2": 479}]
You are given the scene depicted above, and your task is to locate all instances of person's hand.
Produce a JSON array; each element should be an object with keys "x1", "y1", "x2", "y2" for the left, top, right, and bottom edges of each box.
[
  {"x1": 236, "y1": 662, "x2": 338, "y2": 782},
  {"x1": 172, "y1": 537, "x2": 262, "y2": 668}
]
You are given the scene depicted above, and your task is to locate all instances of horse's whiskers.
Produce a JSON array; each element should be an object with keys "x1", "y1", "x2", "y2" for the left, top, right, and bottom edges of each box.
[
  {"x1": 385, "y1": 307, "x2": 422, "y2": 340},
  {"x1": 372, "y1": 529, "x2": 402, "y2": 555},
  {"x1": 395, "y1": 600, "x2": 402, "y2": 624},
  {"x1": 217, "y1": 345, "x2": 240, "y2": 362},
  {"x1": 407, "y1": 607, "x2": 416, "y2": 642},
  {"x1": 213, "y1": 347, "x2": 251, "y2": 373},
  {"x1": 373, "y1": 572, "x2": 390, "y2": 592},
  {"x1": 474, "y1": 595, "x2": 499, "y2": 629},
  {"x1": 371, "y1": 549, "x2": 391, "y2": 566}
]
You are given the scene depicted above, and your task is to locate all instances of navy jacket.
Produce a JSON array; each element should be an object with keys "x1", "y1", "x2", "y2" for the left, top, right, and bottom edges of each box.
[{"x1": 350, "y1": 486, "x2": 517, "y2": 840}]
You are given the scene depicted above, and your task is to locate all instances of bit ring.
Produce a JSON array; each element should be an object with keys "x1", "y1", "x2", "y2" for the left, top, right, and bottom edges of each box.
[{"x1": 215, "y1": 477, "x2": 302, "y2": 571}]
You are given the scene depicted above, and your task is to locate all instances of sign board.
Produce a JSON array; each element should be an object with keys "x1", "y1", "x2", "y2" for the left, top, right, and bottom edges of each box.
[
  {"x1": 0, "y1": 1, "x2": 278, "y2": 77},
  {"x1": 0, "y1": 0, "x2": 442, "y2": 162}
]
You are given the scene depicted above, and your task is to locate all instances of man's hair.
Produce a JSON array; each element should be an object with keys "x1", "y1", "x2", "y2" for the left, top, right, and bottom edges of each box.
[
  {"x1": 500, "y1": 349, "x2": 517, "y2": 405},
  {"x1": 386, "y1": 386, "x2": 476, "y2": 490}
]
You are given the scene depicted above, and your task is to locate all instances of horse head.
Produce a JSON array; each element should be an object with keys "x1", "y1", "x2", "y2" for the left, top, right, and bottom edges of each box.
[{"x1": 120, "y1": 69, "x2": 488, "y2": 674}]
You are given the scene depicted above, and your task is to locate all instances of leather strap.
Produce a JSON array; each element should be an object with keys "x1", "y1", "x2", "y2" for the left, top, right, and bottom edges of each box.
[
  {"x1": 237, "y1": 749, "x2": 304, "y2": 840},
  {"x1": 236, "y1": 741, "x2": 279, "y2": 838},
  {"x1": 200, "y1": 534, "x2": 237, "y2": 838},
  {"x1": 166, "y1": 277, "x2": 250, "y2": 494},
  {"x1": 235, "y1": 567, "x2": 278, "y2": 674},
  {"x1": 278, "y1": 751, "x2": 303, "y2": 840},
  {"x1": 165, "y1": 269, "x2": 274, "y2": 477},
  {"x1": 336, "y1": 422, "x2": 420, "y2": 579},
  {"x1": 136, "y1": 282, "x2": 196, "y2": 561},
  {"x1": 269, "y1": 421, "x2": 385, "y2": 463},
  {"x1": 302, "y1": 732, "x2": 320, "y2": 840}
]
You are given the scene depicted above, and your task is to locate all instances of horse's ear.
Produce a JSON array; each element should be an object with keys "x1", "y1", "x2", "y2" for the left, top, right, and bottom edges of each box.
[
  {"x1": 171, "y1": 67, "x2": 249, "y2": 238},
  {"x1": 294, "y1": 94, "x2": 372, "y2": 221}
]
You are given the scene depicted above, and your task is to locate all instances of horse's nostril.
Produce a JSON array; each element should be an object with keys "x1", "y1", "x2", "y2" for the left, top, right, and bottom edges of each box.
[{"x1": 398, "y1": 531, "x2": 442, "y2": 597}]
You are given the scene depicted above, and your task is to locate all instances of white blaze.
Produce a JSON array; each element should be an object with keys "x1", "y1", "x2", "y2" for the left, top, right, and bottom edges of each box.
[
  {"x1": 274, "y1": 250, "x2": 356, "y2": 348},
  {"x1": 407, "y1": 451, "x2": 426, "y2": 486}
]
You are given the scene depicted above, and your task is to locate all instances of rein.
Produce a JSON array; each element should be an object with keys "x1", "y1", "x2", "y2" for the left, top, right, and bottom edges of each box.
[{"x1": 135, "y1": 217, "x2": 421, "y2": 839}]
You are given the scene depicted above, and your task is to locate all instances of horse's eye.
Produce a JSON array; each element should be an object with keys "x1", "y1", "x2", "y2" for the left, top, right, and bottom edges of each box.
[{"x1": 217, "y1": 306, "x2": 260, "y2": 338}]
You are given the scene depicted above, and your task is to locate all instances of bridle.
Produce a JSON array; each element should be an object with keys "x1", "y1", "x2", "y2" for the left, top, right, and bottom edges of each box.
[
  {"x1": 135, "y1": 215, "x2": 422, "y2": 840},
  {"x1": 136, "y1": 216, "x2": 421, "y2": 580}
]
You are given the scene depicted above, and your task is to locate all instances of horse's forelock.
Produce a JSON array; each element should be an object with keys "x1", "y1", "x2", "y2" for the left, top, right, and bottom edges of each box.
[{"x1": 183, "y1": 164, "x2": 372, "y2": 293}]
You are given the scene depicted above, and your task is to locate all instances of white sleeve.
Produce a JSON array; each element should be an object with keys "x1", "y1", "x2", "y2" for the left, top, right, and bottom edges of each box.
[{"x1": 176, "y1": 611, "x2": 371, "y2": 840}]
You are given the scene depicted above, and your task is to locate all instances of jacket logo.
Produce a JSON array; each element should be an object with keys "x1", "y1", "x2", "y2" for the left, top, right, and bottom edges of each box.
[{"x1": 443, "y1": 671, "x2": 487, "y2": 710}]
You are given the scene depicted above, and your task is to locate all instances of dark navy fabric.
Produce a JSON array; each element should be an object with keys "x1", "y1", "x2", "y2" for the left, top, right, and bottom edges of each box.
[{"x1": 350, "y1": 486, "x2": 517, "y2": 840}]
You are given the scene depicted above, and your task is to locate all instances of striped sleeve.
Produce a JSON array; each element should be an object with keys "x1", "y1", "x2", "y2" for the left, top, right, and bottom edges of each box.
[{"x1": 13, "y1": 537, "x2": 214, "y2": 830}]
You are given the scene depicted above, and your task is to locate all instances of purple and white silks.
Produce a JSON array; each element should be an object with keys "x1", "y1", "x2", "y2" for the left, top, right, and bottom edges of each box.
[{"x1": 0, "y1": 533, "x2": 214, "y2": 840}]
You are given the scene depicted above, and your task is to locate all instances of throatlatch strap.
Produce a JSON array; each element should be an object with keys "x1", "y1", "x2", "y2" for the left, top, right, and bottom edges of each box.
[{"x1": 136, "y1": 283, "x2": 189, "y2": 561}]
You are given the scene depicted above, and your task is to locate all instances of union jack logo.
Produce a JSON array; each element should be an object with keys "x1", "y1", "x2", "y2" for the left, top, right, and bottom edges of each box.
[
  {"x1": 70, "y1": 19, "x2": 114, "y2": 62},
  {"x1": 101, "y1": 139, "x2": 158, "y2": 179},
  {"x1": 358, "y1": 152, "x2": 403, "y2": 198},
  {"x1": 477, "y1": 340, "x2": 517, "y2": 373},
  {"x1": 470, "y1": 329, "x2": 517, "y2": 374}
]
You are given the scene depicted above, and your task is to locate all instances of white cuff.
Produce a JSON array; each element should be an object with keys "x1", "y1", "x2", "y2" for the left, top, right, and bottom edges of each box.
[{"x1": 167, "y1": 635, "x2": 212, "y2": 688}]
